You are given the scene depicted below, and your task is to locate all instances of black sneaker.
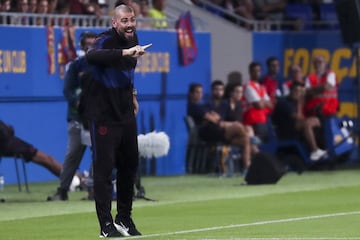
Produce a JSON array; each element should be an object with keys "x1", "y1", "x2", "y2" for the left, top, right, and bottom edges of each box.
[
  {"x1": 47, "y1": 188, "x2": 68, "y2": 201},
  {"x1": 100, "y1": 222, "x2": 122, "y2": 238},
  {"x1": 114, "y1": 217, "x2": 141, "y2": 236}
]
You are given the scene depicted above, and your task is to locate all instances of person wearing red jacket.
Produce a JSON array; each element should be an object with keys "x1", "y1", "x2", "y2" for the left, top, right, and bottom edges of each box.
[
  {"x1": 303, "y1": 55, "x2": 338, "y2": 161},
  {"x1": 304, "y1": 55, "x2": 339, "y2": 118},
  {"x1": 243, "y1": 62, "x2": 272, "y2": 141},
  {"x1": 262, "y1": 56, "x2": 282, "y2": 106}
]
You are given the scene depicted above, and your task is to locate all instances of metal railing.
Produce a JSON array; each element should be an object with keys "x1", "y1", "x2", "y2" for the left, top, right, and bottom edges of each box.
[
  {"x1": 0, "y1": 12, "x2": 207, "y2": 30},
  {"x1": 0, "y1": 3, "x2": 338, "y2": 32}
]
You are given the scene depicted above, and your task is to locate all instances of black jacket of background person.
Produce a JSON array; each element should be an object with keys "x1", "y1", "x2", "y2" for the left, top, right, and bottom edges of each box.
[
  {"x1": 271, "y1": 96, "x2": 300, "y2": 140},
  {"x1": 64, "y1": 56, "x2": 90, "y2": 123},
  {"x1": 81, "y1": 28, "x2": 138, "y2": 124}
]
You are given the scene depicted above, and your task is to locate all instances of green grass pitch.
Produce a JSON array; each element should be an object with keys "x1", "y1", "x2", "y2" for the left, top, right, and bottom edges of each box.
[{"x1": 1, "y1": 169, "x2": 360, "y2": 239}]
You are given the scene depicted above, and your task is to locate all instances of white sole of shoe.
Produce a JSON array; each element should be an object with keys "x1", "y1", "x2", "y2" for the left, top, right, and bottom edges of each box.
[{"x1": 113, "y1": 222, "x2": 130, "y2": 237}]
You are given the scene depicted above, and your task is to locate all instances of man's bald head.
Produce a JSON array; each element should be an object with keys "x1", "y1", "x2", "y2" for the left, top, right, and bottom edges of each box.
[{"x1": 112, "y1": 4, "x2": 136, "y2": 39}]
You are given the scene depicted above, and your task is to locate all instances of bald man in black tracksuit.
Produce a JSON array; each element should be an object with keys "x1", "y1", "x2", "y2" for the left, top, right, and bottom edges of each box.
[{"x1": 82, "y1": 5, "x2": 147, "y2": 238}]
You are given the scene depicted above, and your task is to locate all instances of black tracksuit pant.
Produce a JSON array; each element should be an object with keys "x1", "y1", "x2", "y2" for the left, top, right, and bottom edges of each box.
[{"x1": 90, "y1": 118, "x2": 139, "y2": 229}]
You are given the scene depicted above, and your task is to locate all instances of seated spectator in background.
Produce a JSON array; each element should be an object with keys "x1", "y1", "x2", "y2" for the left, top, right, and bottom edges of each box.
[
  {"x1": 69, "y1": 0, "x2": 101, "y2": 17},
  {"x1": 16, "y1": 0, "x2": 28, "y2": 13},
  {"x1": 272, "y1": 82, "x2": 326, "y2": 161},
  {"x1": 28, "y1": 0, "x2": 37, "y2": 13},
  {"x1": 138, "y1": 0, "x2": 149, "y2": 17},
  {"x1": 229, "y1": 0, "x2": 255, "y2": 29},
  {"x1": 0, "y1": 0, "x2": 12, "y2": 24},
  {"x1": 205, "y1": 80, "x2": 228, "y2": 116},
  {"x1": 224, "y1": 82, "x2": 260, "y2": 154},
  {"x1": 0, "y1": 120, "x2": 62, "y2": 176},
  {"x1": 54, "y1": 1, "x2": 72, "y2": 25},
  {"x1": 97, "y1": 0, "x2": 109, "y2": 16},
  {"x1": 149, "y1": 0, "x2": 167, "y2": 29},
  {"x1": 69, "y1": 0, "x2": 87, "y2": 14},
  {"x1": 223, "y1": 83, "x2": 244, "y2": 123},
  {"x1": 304, "y1": 55, "x2": 338, "y2": 118},
  {"x1": 224, "y1": 70, "x2": 243, "y2": 99},
  {"x1": 48, "y1": 0, "x2": 58, "y2": 14},
  {"x1": 187, "y1": 83, "x2": 251, "y2": 169},
  {"x1": 35, "y1": 0, "x2": 49, "y2": 25},
  {"x1": 253, "y1": 0, "x2": 287, "y2": 21},
  {"x1": 261, "y1": 56, "x2": 282, "y2": 106},
  {"x1": 283, "y1": 63, "x2": 304, "y2": 96},
  {"x1": 243, "y1": 62, "x2": 272, "y2": 141},
  {"x1": 253, "y1": 0, "x2": 292, "y2": 30},
  {"x1": 0, "y1": 0, "x2": 11, "y2": 11},
  {"x1": 114, "y1": 0, "x2": 141, "y2": 16},
  {"x1": 37, "y1": 0, "x2": 48, "y2": 14},
  {"x1": 137, "y1": 0, "x2": 152, "y2": 29},
  {"x1": 15, "y1": 0, "x2": 31, "y2": 24},
  {"x1": 209, "y1": 81, "x2": 260, "y2": 171}
]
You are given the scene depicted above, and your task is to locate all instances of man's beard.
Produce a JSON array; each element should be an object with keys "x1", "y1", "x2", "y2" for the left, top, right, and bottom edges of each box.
[{"x1": 126, "y1": 35, "x2": 137, "y2": 46}]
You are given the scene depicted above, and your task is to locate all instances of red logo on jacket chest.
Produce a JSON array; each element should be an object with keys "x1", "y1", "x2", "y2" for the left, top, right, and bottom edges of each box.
[{"x1": 98, "y1": 126, "x2": 108, "y2": 135}]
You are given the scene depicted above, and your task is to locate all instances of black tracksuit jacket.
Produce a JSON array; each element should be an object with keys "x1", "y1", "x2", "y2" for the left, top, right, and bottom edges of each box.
[{"x1": 83, "y1": 28, "x2": 138, "y2": 124}]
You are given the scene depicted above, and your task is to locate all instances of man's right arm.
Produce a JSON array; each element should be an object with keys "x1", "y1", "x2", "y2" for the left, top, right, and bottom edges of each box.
[{"x1": 86, "y1": 38, "x2": 145, "y2": 65}]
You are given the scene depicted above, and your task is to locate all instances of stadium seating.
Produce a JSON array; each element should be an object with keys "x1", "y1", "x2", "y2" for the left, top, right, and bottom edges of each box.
[
  {"x1": 323, "y1": 117, "x2": 355, "y2": 157},
  {"x1": 184, "y1": 116, "x2": 227, "y2": 174},
  {"x1": 260, "y1": 119, "x2": 308, "y2": 173},
  {"x1": 263, "y1": 116, "x2": 356, "y2": 171},
  {"x1": 184, "y1": 116, "x2": 208, "y2": 173},
  {"x1": 285, "y1": 4, "x2": 313, "y2": 30},
  {"x1": 319, "y1": 3, "x2": 339, "y2": 29}
]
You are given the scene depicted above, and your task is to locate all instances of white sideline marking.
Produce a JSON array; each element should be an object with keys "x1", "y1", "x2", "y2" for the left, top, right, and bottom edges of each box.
[{"x1": 127, "y1": 211, "x2": 360, "y2": 239}]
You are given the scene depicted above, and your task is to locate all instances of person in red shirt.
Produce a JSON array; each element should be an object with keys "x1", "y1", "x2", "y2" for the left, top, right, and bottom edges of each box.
[
  {"x1": 304, "y1": 55, "x2": 339, "y2": 117},
  {"x1": 243, "y1": 62, "x2": 272, "y2": 141},
  {"x1": 262, "y1": 56, "x2": 282, "y2": 106},
  {"x1": 302, "y1": 55, "x2": 338, "y2": 161}
]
